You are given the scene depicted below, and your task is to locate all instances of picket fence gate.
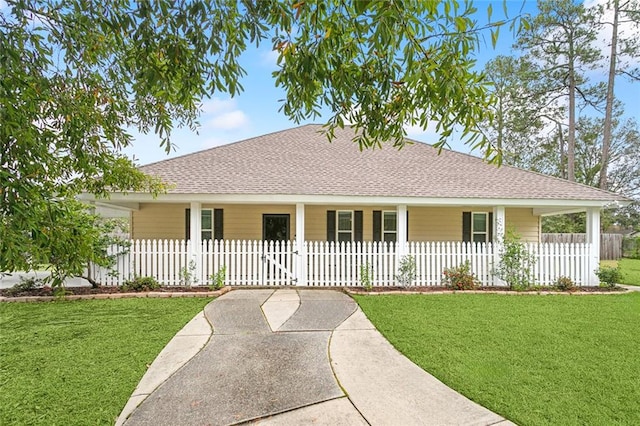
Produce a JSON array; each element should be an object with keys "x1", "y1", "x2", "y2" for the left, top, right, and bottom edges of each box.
[{"x1": 92, "y1": 239, "x2": 596, "y2": 287}]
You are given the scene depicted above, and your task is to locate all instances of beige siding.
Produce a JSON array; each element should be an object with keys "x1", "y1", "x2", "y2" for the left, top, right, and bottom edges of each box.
[
  {"x1": 132, "y1": 203, "x2": 296, "y2": 241},
  {"x1": 132, "y1": 203, "x2": 189, "y2": 240},
  {"x1": 214, "y1": 204, "x2": 296, "y2": 240},
  {"x1": 505, "y1": 208, "x2": 540, "y2": 242},
  {"x1": 409, "y1": 207, "x2": 478, "y2": 241},
  {"x1": 132, "y1": 203, "x2": 540, "y2": 242}
]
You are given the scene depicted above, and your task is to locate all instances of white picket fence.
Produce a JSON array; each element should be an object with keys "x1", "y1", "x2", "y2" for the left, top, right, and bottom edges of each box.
[{"x1": 92, "y1": 239, "x2": 596, "y2": 287}]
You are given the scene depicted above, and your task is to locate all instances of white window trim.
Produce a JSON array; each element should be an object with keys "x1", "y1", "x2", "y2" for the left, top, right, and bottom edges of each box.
[
  {"x1": 201, "y1": 209, "x2": 213, "y2": 240},
  {"x1": 471, "y1": 212, "x2": 488, "y2": 243},
  {"x1": 336, "y1": 210, "x2": 354, "y2": 242},
  {"x1": 382, "y1": 210, "x2": 397, "y2": 242}
]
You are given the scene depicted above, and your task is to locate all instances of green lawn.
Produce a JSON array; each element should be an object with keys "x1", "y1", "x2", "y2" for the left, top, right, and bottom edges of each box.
[
  {"x1": 355, "y1": 293, "x2": 640, "y2": 425},
  {"x1": 600, "y1": 258, "x2": 640, "y2": 286},
  {"x1": 619, "y1": 258, "x2": 640, "y2": 285},
  {"x1": 0, "y1": 297, "x2": 211, "y2": 426}
]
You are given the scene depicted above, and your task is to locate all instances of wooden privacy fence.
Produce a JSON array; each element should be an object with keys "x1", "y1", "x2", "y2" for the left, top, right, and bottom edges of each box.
[
  {"x1": 92, "y1": 239, "x2": 596, "y2": 287},
  {"x1": 542, "y1": 233, "x2": 623, "y2": 260}
]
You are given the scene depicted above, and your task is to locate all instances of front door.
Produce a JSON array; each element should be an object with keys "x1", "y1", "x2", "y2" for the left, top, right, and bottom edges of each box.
[
  {"x1": 262, "y1": 214, "x2": 293, "y2": 285},
  {"x1": 262, "y1": 214, "x2": 290, "y2": 241}
]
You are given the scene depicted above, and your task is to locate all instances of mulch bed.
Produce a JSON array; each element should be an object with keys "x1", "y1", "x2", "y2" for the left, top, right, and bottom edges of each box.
[
  {"x1": 346, "y1": 285, "x2": 626, "y2": 294},
  {"x1": 0, "y1": 285, "x2": 218, "y2": 298},
  {"x1": 1, "y1": 285, "x2": 626, "y2": 298}
]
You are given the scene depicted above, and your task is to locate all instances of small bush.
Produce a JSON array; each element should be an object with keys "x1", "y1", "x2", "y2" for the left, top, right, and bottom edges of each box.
[
  {"x1": 442, "y1": 261, "x2": 479, "y2": 290},
  {"x1": 179, "y1": 260, "x2": 198, "y2": 286},
  {"x1": 208, "y1": 266, "x2": 226, "y2": 291},
  {"x1": 554, "y1": 276, "x2": 576, "y2": 291},
  {"x1": 596, "y1": 266, "x2": 622, "y2": 289},
  {"x1": 121, "y1": 276, "x2": 160, "y2": 292},
  {"x1": 360, "y1": 262, "x2": 373, "y2": 291},
  {"x1": 5, "y1": 276, "x2": 44, "y2": 296},
  {"x1": 395, "y1": 255, "x2": 417, "y2": 288},
  {"x1": 493, "y1": 230, "x2": 537, "y2": 290}
]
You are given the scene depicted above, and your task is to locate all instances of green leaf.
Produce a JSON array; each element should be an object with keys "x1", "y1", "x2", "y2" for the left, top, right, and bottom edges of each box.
[{"x1": 354, "y1": 0, "x2": 373, "y2": 15}]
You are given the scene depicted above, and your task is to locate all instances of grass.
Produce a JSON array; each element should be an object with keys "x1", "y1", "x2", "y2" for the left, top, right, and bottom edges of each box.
[
  {"x1": 0, "y1": 297, "x2": 211, "y2": 425},
  {"x1": 600, "y1": 258, "x2": 640, "y2": 285},
  {"x1": 355, "y1": 293, "x2": 640, "y2": 425}
]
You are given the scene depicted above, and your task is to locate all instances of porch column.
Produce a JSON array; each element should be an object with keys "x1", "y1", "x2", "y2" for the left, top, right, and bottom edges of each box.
[
  {"x1": 586, "y1": 208, "x2": 601, "y2": 285},
  {"x1": 189, "y1": 202, "x2": 203, "y2": 284},
  {"x1": 295, "y1": 203, "x2": 306, "y2": 286},
  {"x1": 492, "y1": 206, "x2": 505, "y2": 243},
  {"x1": 492, "y1": 206, "x2": 506, "y2": 286},
  {"x1": 397, "y1": 204, "x2": 408, "y2": 257}
]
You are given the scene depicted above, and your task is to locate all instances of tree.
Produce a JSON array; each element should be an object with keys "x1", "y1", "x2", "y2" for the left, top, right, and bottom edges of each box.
[
  {"x1": 541, "y1": 113, "x2": 639, "y2": 233},
  {"x1": 480, "y1": 54, "x2": 564, "y2": 171},
  {"x1": 575, "y1": 113, "x2": 640, "y2": 197},
  {"x1": 595, "y1": 0, "x2": 640, "y2": 189},
  {"x1": 516, "y1": 0, "x2": 601, "y2": 181},
  {"x1": 0, "y1": 1, "x2": 525, "y2": 286}
]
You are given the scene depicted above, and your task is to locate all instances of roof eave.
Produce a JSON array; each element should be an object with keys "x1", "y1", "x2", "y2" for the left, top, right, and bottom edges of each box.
[{"x1": 79, "y1": 192, "x2": 628, "y2": 210}]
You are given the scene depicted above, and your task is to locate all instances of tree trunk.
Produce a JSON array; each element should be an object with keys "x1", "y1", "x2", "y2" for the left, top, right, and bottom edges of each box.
[
  {"x1": 558, "y1": 122, "x2": 566, "y2": 179},
  {"x1": 567, "y1": 43, "x2": 576, "y2": 182},
  {"x1": 599, "y1": 0, "x2": 619, "y2": 190}
]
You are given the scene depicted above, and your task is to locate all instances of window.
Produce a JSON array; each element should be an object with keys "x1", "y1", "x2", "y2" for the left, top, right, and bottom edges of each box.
[
  {"x1": 201, "y1": 209, "x2": 213, "y2": 240},
  {"x1": 382, "y1": 211, "x2": 397, "y2": 242},
  {"x1": 337, "y1": 210, "x2": 353, "y2": 242},
  {"x1": 472, "y1": 212, "x2": 488, "y2": 243},
  {"x1": 186, "y1": 208, "x2": 223, "y2": 240}
]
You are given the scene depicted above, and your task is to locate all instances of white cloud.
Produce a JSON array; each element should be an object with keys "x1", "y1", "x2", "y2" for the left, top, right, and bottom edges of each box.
[
  {"x1": 200, "y1": 97, "x2": 237, "y2": 115},
  {"x1": 205, "y1": 110, "x2": 249, "y2": 130},
  {"x1": 199, "y1": 96, "x2": 250, "y2": 131}
]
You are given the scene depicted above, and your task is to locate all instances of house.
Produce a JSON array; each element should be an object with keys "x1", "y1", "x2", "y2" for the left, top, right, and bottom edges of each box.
[{"x1": 86, "y1": 124, "x2": 630, "y2": 286}]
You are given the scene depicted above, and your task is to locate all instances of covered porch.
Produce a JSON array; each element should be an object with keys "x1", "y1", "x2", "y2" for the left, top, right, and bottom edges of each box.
[{"x1": 92, "y1": 197, "x2": 603, "y2": 287}]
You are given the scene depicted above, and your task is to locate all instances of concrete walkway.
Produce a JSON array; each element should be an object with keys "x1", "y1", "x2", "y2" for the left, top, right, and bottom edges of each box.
[{"x1": 118, "y1": 289, "x2": 514, "y2": 425}]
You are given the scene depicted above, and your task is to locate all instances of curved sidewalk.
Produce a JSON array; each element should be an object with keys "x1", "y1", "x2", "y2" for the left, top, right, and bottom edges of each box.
[{"x1": 117, "y1": 289, "x2": 514, "y2": 425}]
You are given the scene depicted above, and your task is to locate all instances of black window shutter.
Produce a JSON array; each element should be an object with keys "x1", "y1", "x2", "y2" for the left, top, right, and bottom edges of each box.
[
  {"x1": 354, "y1": 210, "x2": 363, "y2": 242},
  {"x1": 185, "y1": 208, "x2": 191, "y2": 240},
  {"x1": 373, "y1": 210, "x2": 382, "y2": 242},
  {"x1": 488, "y1": 212, "x2": 494, "y2": 242},
  {"x1": 214, "y1": 209, "x2": 224, "y2": 240},
  {"x1": 327, "y1": 210, "x2": 336, "y2": 241},
  {"x1": 462, "y1": 212, "x2": 471, "y2": 242}
]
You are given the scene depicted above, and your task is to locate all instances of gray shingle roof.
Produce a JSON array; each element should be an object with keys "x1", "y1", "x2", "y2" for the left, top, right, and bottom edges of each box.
[{"x1": 139, "y1": 124, "x2": 627, "y2": 202}]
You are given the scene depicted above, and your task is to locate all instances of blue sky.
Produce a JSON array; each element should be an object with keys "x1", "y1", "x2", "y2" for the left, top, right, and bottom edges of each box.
[{"x1": 123, "y1": 0, "x2": 639, "y2": 165}]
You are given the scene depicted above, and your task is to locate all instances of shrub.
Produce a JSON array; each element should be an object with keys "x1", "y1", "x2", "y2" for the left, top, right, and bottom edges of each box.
[
  {"x1": 121, "y1": 276, "x2": 160, "y2": 292},
  {"x1": 493, "y1": 229, "x2": 537, "y2": 290},
  {"x1": 360, "y1": 262, "x2": 373, "y2": 291},
  {"x1": 395, "y1": 255, "x2": 417, "y2": 288},
  {"x1": 554, "y1": 276, "x2": 575, "y2": 291},
  {"x1": 5, "y1": 276, "x2": 44, "y2": 296},
  {"x1": 595, "y1": 266, "x2": 622, "y2": 289},
  {"x1": 442, "y1": 261, "x2": 479, "y2": 290},
  {"x1": 208, "y1": 266, "x2": 227, "y2": 291},
  {"x1": 179, "y1": 260, "x2": 198, "y2": 286}
]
